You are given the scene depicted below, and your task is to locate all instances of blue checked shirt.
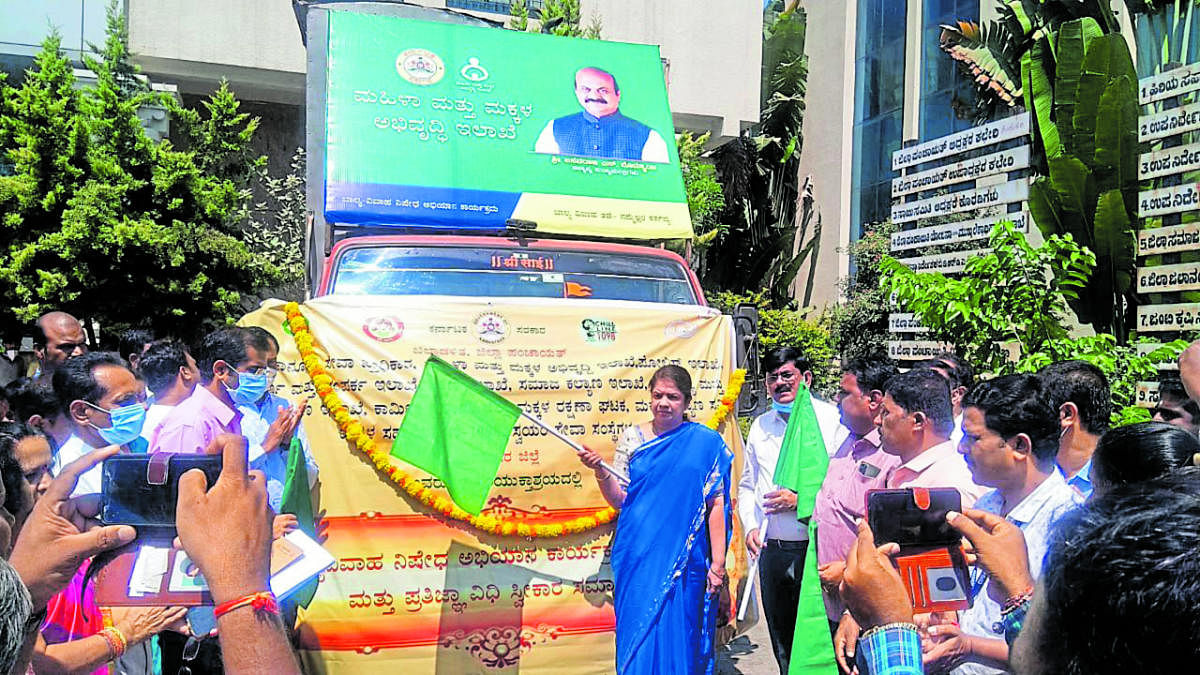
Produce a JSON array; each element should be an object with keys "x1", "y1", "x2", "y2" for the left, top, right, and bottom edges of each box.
[{"x1": 858, "y1": 624, "x2": 923, "y2": 675}]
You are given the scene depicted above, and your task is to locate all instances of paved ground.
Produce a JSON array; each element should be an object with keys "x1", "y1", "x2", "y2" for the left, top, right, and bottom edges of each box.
[{"x1": 716, "y1": 595, "x2": 779, "y2": 675}]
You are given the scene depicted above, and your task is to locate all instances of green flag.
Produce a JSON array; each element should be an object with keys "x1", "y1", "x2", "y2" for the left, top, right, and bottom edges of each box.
[
  {"x1": 280, "y1": 436, "x2": 317, "y2": 608},
  {"x1": 773, "y1": 383, "x2": 839, "y2": 675},
  {"x1": 391, "y1": 356, "x2": 521, "y2": 515}
]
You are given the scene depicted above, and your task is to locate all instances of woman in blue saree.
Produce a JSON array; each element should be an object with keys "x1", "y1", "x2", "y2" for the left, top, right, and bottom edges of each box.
[{"x1": 579, "y1": 365, "x2": 733, "y2": 674}]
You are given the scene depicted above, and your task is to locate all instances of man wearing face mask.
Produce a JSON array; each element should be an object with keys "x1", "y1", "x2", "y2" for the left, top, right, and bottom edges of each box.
[
  {"x1": 239, "y1": 327, "x2": 316, "y2": 514},
  {"x1": 151, "y1": 327, "x2": 297, "y2": 456},
  {"x1": 49, "y1": 353, "x2": 147, "y2": 496},
  {"x1": 737, "y1": 346, "x2": 846, "y2": 673}
]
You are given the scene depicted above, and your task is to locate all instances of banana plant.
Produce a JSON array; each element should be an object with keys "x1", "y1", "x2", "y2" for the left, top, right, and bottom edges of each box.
[
  {"x1": 940, "y1": 0, "x2": 1120, "y2": 121},
  {"x1": 1024, "y1": 18, "x2": 1140, "y2": 342}
]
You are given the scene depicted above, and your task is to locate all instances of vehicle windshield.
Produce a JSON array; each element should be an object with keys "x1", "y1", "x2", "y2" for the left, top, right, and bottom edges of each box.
[{"x1": 331, "y1": 245, "x2": 699, "y2": 304}]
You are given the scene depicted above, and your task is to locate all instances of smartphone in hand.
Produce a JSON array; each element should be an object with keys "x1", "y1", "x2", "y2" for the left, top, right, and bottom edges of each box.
[
  {"x1": 101, "y1": 454, "x2": 223, "y2": 539},
  {"x1": 866, "y1": 487, "x2": 971, "y2": 613}
]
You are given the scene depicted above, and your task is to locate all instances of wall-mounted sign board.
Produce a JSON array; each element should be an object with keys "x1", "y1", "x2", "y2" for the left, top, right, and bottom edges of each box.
[
  {"x1": 888, "y1": 313, "x2": 929, "y2": 333},
  {"x1": 887, "y1": 340, "x2": 953, "y2": 361},
  {"x1": 1137, "y1": 261, "x2": 1200, "y2": 293},
  {"x1": 891, "y1": 180, "x2": 1029, "y2": 224},
  {"x1": 1139, "y1": 63, "x2": 1200, "y2": 105},
  {"x1": 1139, "y1": 100, "x2": 1200, "y2": 142},
  {"x1": 891, "y1": 146, "x2": 1031, "y2": 198},
  {"x1": 1137, "y1": 182, "x2": 1200, "y2": 217},
  {"x1": 1137, "y1": 303, "x2": 1200, "y2": 332},
  {"x1": 890, "y1": 211, "x2": 1030, "y2": 251},
  {"x1": 895, "y1": 248, "x2": 989, "y2": 274},
  {"x1": 892, "y1": 113, "x2": 1030, "y2": 171}
]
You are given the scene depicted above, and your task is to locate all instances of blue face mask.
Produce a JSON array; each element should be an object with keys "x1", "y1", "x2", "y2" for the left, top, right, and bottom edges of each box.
[
  {"x1": 86, "y1": 401, "x2": 147, "y2": 446},
  {"x1": 772, "y1": 400, "x2": 793, "y2": 415},
  {"x1": 226, "y1": 370, "x2": 269, "y2": 407}
]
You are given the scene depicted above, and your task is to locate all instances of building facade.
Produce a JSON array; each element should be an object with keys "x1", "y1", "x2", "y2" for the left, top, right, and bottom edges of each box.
[{"x1": 796, "y1": 0, "x2": 1142, "y2": 309}]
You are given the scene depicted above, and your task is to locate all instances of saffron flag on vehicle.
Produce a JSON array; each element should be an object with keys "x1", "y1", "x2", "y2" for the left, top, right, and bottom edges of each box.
[
  {"x1": 390, "y1": 355, "x2": 521, "y2": 515},
  {"x1": 772, "y1": 382, "x2": 839, "y2": 675}
]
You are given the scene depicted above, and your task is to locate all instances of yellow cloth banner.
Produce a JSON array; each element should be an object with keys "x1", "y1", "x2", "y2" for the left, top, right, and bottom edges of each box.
[{"x1": 241, "y1": 295, "x2": 745, "y2": 673}]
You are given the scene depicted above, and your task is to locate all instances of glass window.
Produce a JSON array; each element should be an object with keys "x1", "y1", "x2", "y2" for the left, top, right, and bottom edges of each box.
[
  {"x1": 331, "y1": 245, "x2": 698, "y2": 305},
  {"x1": 920, "y1": 0, "x2": 979, "y2": 139},
  {"x1": 850, "y1": 0, "x2": 907, "y2": 234}
]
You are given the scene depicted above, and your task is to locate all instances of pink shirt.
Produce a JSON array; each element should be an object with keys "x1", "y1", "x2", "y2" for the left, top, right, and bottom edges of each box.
[
  {"x1": 813, "y1": 429, "x2": 897, "y2": 620},
  {"x1": 885, "y1": 440, "x2": 987, "y2": 507},
  {"x1": 149, "y1": 384, "x2": 241, "y2": 454}
]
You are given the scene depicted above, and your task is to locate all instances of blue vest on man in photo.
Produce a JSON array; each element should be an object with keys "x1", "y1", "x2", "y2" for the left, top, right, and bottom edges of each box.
[{"x1": 552, "y1": 111, "x2": 652, "y2": 160}]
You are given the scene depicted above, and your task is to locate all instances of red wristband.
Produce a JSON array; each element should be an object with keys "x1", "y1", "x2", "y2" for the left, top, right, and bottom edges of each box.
[{"x1": 213, "y1": 591, "x2": 280, "y2": 620}]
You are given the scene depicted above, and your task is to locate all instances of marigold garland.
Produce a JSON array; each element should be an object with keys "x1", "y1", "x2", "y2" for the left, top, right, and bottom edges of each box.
[{"x1": 284, "y1": 301, "x2": 746, "y2": 538}]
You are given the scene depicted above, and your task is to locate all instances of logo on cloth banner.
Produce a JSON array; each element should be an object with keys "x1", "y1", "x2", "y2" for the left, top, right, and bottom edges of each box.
[
  {"x1": 362, "y1": 316, "x2": 405, "y2": 343},
  {"x1": 580, "y1": 318, "x2": 617, "y2": 345},
  {"x1": 474, "y1": 312, "x2": 509, "y2": 343}
]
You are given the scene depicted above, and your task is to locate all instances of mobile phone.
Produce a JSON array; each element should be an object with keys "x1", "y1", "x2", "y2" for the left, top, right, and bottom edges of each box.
[
  {"x1": 866, "y1": 488, "x2": 961, "y2": 549},
  {"x1": 186, "y1": 606, "x2": 218, "y2": 638},
  {"x1": 866, "y1": 488, "x2": 971, "y2": 612},
  {"x1": 100, "y1": 454, "x2": 223, "y2": 538}
]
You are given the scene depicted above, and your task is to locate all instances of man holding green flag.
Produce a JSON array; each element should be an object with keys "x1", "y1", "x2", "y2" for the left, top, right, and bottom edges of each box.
[{"x1": 738, "y1": 347, "x2": 843, "y2": 674}]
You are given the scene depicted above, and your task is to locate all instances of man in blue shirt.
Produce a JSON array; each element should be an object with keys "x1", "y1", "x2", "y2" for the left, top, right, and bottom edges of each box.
[
  {"x1": 241, "y1": 327, "x2": 317, "y2": 515},
  {"x1": 1037, "y1": 360, "x2": 1109, "y2": 499},
  {"x1": 534, "y1": 67, "x2": 669, "y2": 163},
  {"x1": 925, "y1": 375, "x2": 1078, "y2": 674}
]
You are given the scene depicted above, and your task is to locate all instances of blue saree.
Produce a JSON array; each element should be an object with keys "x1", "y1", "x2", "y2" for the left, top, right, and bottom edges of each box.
[{"x1": 611, "y1": 422, "x2": 733, "y2": 674}]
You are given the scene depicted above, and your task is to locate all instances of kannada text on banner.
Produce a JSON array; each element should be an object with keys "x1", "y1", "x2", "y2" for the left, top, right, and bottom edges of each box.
[
  {"x1": 241, "y1": 296, "x2": 742, "y2": 673},
  {"x1": 323, "y1": 12, "x2": 691, "y2": 239}
]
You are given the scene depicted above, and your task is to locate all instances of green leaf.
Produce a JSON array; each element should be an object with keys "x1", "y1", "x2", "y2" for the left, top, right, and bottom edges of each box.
[
  {"x1": 1093, "y1": 74, "x2": 1139, "y2": 197},
  {"x1": 1023, "y1": 37, "x2": 1062, "y2": 160},
  {"x1": 1054, "y1": 18, "x2": 1103, "y2": 154}
]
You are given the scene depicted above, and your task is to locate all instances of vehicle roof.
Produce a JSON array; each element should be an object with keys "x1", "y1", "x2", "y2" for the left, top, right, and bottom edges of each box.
[{"x1": 319, "y1": 235, "x2": 705, "y2": 303}]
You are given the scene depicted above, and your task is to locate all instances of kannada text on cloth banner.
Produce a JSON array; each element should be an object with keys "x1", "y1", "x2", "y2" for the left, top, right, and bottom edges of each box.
[
  {"x1": 323, "y1": 11, "x2": 691, "y2": 239},
  {"x1": 240, "y1": 296, "x2": 743, "y2": 673}
]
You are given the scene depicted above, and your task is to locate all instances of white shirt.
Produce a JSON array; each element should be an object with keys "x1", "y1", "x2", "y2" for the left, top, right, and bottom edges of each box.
[
  {"x1": 139, "y1": 403, "x2": 174, "y2": 442},
  {"x1": 950, "y1": 411, "x2": 965, "y2": 448},
  {"x1": 738, "y1": 406, "x2": 846, "y2": 542},
  {"x1": 51, "y1": 434, "x2": 103, "y2": 496}
]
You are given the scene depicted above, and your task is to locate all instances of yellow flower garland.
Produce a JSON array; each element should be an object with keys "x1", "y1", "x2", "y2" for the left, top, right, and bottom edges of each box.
[{"x1": 284, "y1": 301, "x2": 746, "y2": 538}]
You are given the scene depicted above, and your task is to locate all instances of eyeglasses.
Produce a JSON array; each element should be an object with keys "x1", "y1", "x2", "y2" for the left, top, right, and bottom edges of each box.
[{"x1": 765, "y1": 371, "x2": 798, "y2": 385}]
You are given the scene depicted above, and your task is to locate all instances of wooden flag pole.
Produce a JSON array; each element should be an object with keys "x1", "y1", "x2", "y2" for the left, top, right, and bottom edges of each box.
[{"x1": 520, "y1": 410, "x2": 630, "y2": 487}]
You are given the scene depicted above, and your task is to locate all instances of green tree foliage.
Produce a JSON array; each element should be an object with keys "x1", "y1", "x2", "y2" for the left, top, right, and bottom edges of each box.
[
  {"x1": 707, "y1": 4, "x2": 811, "y2": 305},
  {"x1": 939, "y1": 0, "x2": 1119, "y2": 121},
  {"x1": 669, "y1": 131, "x2": 728, "y2": 285},
  {"x1": 0, "y1": 6, "x2": 281, "y2": 339},
  {"x1": 247, "y1": 148, "x2": 307, "y2": 298},
  {"x1": 881, "y1": 222, "x2": 1094, "y2": 374},
  {"x1": 881, "y1": 221, "x2": 1178, "y2": 423},
  {"x1": 710, "y1": 290, "x2": 836, "y2": 396},
  {"x1": 538, "y1": 0, "x2": 601, "y2": 38},
  {"x1": 826, "y1": 221, "x2": 897, "y2": 363},
  {"x1": 509, "y1": 0, "x2": 530, "y2": 32}
]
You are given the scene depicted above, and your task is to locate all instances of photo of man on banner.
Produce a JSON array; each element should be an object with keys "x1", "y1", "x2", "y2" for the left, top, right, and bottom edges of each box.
[{"x1": 534, "y1": 66, "x2": 670, "y2": 163}]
